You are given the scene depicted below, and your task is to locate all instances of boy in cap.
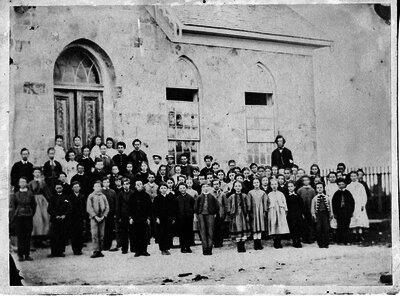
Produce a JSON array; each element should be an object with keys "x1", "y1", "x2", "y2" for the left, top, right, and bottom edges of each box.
[{"x1": 166, "y1": 154, "x2": 175, "y2": 178}]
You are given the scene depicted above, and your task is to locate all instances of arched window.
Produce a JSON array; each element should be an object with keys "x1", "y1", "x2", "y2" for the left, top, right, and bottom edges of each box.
[
  {"x1": 166, "y1": 56, "x2": 201, "y2": 164},
  {"x1": 53, "y1": 47, "x2": 103, "y2": 148},
  {"x1": 245, "y1": 63, "x2": 276, "y2": 165}
]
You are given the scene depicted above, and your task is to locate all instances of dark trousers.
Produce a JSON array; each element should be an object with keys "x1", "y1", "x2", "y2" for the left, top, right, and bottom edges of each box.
[
  {"x1": 103, "y1": 215, "x2": 115, "y2": 250},
  {"x1": 198, "y1": 214, "x2": 215, "y2": 253},
  {"x1": 336, "y1": 214, "x2": 352, "y2": 244},
  {"x1": 179, "y1": 216, "x2": 193, "y2": 250},
  {"x1": 50, "y1": 219, "x2": 68, "y2": 255},
  {"x1": 70, "y1": 220, "x2": 83, "y2": 253},
  {"x1": 133, "y1": 220, "x2": 148, "y2": 254},
  {"x1": 302, "y1": 212, "x2": 314, "y2": 243},
  {"x1": 157, "y1": 218, "x2": 173, "y2": 251},
  {"x1": 213, "y1": 215, "x2": 224, "y2": 247},
  {"x1": 315, "y1": 212, "x2": 330, "y2": 247},
  {"x1": 119, "y1": 217, "x2": 134, "y2": 252},
  {"x1": 15, "y1": 216, "x2": 33, "y2": 257}
]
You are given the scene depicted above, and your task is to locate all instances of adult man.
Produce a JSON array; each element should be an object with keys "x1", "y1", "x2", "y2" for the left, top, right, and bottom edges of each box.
[
  {"x1": 271, "y1": 135, "x2": 294, "y2": 169},
  {"x1": 11, "y1": 148, "x2": 34, "y2": 192},
  {"x1": 336, "y1": 162, "x2": 351, "y2": 184},
  {"x1": 127, "y1": 139, "x2": 148, "y2": 174},
  {"x1": 166, "y1": 154, "x2": 175, "y2": 178},
  {"x1": 179, "y1": 154, "x2": 193, "y2": 178},
  {"x1": 112, "y1": 142, "x2": 129, "y2": 175},
  {"x1": 43, "y1": 147, "x2": 63, "y2": 192}
]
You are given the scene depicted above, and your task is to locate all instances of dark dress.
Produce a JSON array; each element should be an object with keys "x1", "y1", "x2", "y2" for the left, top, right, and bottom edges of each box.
[
  {"x1": 285, "y1": 192, "x2": 304, "y2": 243},
  {"x1": 176, "y1": 193, "x2": 195, "y2": 251},
  {"x1": 10, "y1": 161, "x2": 34, "y2": 192},
  {"x1": 153, "y1": 193, "x2": 177, "y2": 251},
  {"x1": 129, "y1": 190, "x2": 152, "y2": 254},
  {"x1": 48, "y1": 193, "x2": 71, "y2": 256},
  {"x1": 332, "y1": 189, "x2": 355, "y2": 244},
  {"x1": 271, "y1": 147, "x2": 293, "y2": 169},
  {"x1": 128, "y1": 149, "x2": 148, "y2": 174}
]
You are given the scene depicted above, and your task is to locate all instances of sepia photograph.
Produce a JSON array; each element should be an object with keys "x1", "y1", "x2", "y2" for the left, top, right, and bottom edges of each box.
[{"x1": 1, "y1": 0, "x2": 398, "y2": 294}]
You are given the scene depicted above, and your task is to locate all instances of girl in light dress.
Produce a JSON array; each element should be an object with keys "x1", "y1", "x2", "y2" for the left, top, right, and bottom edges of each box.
[
  {"x1": 54, "y1": 135, "x2": 66, "y2": 163},
  {"x1": 325, "y1": 172, "x2": 339, "y2": 232},
  {"x1": 63, "y1": 150, "x2": 78, "y2": 184},
  {"x1": 347, "y1": 171, "x2": 369, "y2": 241},
  {"x1": 105, "y1": 137, "x2": 118, "y2": 159},
  {"x1": 246, "y1": 178, "x2": 267, "y2": 250},
  {"x1": 266, "y1": 179, "x2": 289, "y2": 249},
  {"x1": 90, "y1": 135, "x2": 103, "y2": 161}
]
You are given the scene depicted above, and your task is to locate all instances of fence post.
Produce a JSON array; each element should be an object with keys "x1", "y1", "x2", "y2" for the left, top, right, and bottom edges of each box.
[{"x1": 376, "y1": 166, "x2": 383, "y2": 214}]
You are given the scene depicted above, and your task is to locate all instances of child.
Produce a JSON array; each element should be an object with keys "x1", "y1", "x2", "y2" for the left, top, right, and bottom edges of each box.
[
  {"x1": 48, "y1": 182, "x2": 71, "y2": 257},
  {"x1": 144, "y1": 172, "x2": 159, "y2": 202},
  {"x1": 283, "y1": 168, "x2": 292, "y2": 182},
  {"x1": 99, "y1": 143, "x2": 114, "y2": 175},
  {"x1": 186, "y1": 178, "x2": 199, "y2": 199},
  {"x1": 114, "y1": 175, "x2": 124, "y2": 195},
  {"x1": 292, "y1": 165, "x2": 299, "y2": 181},
  {"x1": 102, "y1": 177, "x2": 118, "y2": 251},
  {"x1": 135, "y1": 161, "x2": 151, "y2": 185},
  {"x1": 176, "y1": 183, "x2": 195, "y2": 253},
  {"x1": 242, "y1": 167, "x2": 254, "y2": 192},
  {"x1": 266, "y1": 179, "x2": 289, "y2": 249},
  {"x1": 106, "y1": 137, "x2": 117, "y2": 159},
  {"x1": 263, "y1": 166, "x2": 271, "y2": 178},
  {"x1": 295, "y1": 169, "x2": 305, "y2": 190},
  {"x1": 71, "y1": 136, "x2": 82, "y2": 159},
  {"x1": 166, "y1": 154, "x2": 176, "y2": 178},
  {"x1": 297, "y1": 175, "x2": 316, "y2": 243},
  {"x1": 29, "y1": 168, "x2": 51, "y2": 248},
  {"x1": 87, "y1": 180, "x2": 109, "y2": 258},
  {"x1": 216, "y1": 170, "x2": 227, "y2": 192},
  {"x1": 124, "y1": 162, "x2": 135, "y2": 184},
  {"x1": 331, "y1": 178, "x2": 355, "y2": 245},
  {"x1": 90, "y1": 135, "x2": 102, "y2": 161},
  {"x1": 78, "y1": 145, "x2": 94, "y2": 175},
  {"x1": 260, "y1": 176, "x2": 271, "y2": 194},
  {"x1": 172, "y1": 165, "x2": 183, "y2": 185},
  {"x1": 69, "y1": 181, "x2": 86, "y2": 255},
  {"x1": 70, "y1": 163, "x2": 91, "y2": 198},
  {"x1": 211, "y1": 179, "x2": 227, "y2": 248},
  {"x1": 154, "y1": 182, "x2": 176, "y2": 255},
  {"x1": 13, "y1": 177, "x2": 37, "y2": 261},
  {"x1": 277, "y1": 174, "x2": 288, "y2": 196},
  {"x1": 186, "y1": 178, "x2": 199, "y2": 245},
  {"x1": 166, "y1": 178, "x2": 176, "y2": 195},
  {"x1": 311, "y1": 183, "x2": 333, "y2": 248},
  {"x1": 250, "y1": 163, "x2": 258, "y2": 177},
  {"x1": 348, "y1": 171, "x2": 369, "y2": 242},
  {"x1": 247, "y1": 178, "x2": 267, "y2": 250},
  {"x1": 63, "y1": 150, "x2": 78, "y2": 184},
  {"x1": 130, "y1": 180, "x2": 152, "y2": 257},
  {"x1": 155, "y1": 164, "x2": 168, "y2": 185},
  {"x1": 271, "y1": 165, "x2": 279, "y2": 178},
  {"x1": 112, "y1": 141, "x2": 129, "y2": 175},
  {"x1": 200, "y1": 155, "x2": 214, "y2": 176},
  {"x1": 116, "y1": 178, "x2": 135, "y2": 254},
  {"x1": 224, "y1": 171, "x2": 236, "y2": 194},
  {"x1": 194, "y1": 182, "x2": 219, "y2": 255},
  {"x1": 151, "y1": 154, "x2": 163, "y2": 175},
  {"x1": 91, "y1": 159, "x2": 107, "y2": 188},
  {"x1": 212, "y1": 162, "x2": 220, "y2": 175},
  {"x1": 58, "y1": 172, "x2": 72, "y2": 196},
  {"x1": 309, "y1": 164, "x2": 321, "y2": 186},
  {"x1": 285, "y1": 181, "x2": 304, "y2": 248},
  {"x1": 227, "y1": 181, "x2": 250, "y2": 253},
  {"x1": 54, "y1": 135, "x2": 66, "y2": 163},
  {"x1": 43, "y1": 147, "x2": 63, "y2": 191},
  {"x1": 109, "y1": 165, "x2": 120, "y2": 191},
  {"x1": 325, "y1": 172, "x2": 339, "y2": 232}
]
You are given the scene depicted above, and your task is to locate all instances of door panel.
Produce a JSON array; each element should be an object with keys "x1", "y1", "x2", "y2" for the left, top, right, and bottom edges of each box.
[
  {"x1": 77, "y1": 91, "x2": 103, "y2": 147},
  {"x1": 54, "y1": 90, "x2": 75, "y2": 149}
]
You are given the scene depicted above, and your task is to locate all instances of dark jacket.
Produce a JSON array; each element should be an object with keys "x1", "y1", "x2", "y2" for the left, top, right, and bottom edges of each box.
[
  {"x1": 68, "y1": 192, "x2": 86, "y2": 221},
  {"x1": 78, "y1": 156, "x2": 94, "y2": 176},
  {"x1": 153, "y1": 193, "x2": 177, "y2": 221},
  {"x1": 116, "y1": 189, "x2": 134, "y2": 219},
  {"x1": 112, "y1": 153, "x2": 129, "y2": 175},
  {"x1": 128, "y1": 150, "x2": 148, "y2": 174},
  {"x1": 285, "y1": 192, "x2": 304, "y2": 236},
  {"x1": 176, "y1": 193, "x2": 195, "y2": 219},
  {"x1": 48, "y1": 193, "x2": 71, "y2": 222},
  {"x1": 194, "y1": 193, "x2": 219, "y2": 215},
  {"x1": 43, "y1": 160, "x2": 63, "y2": 185},
  {"x1": 102, "y1": 188, "x2": 117, "y2": 216},
  {"x1": 180, "y1": 164, "x2": 194, "y2": 178},
  {"x1": 10, "y1": 161, "x2": 34, "y2": 190},
  {"x1": 271, "y1": 147, "x2": 293, "y2": 169},
  {"x1": 13, "y1": 190, "x2": 36, "y2": 218},
  {"x1": 129, "y1": 190, "x2": 151, "y2": 222},
  {"x1": 70, "y1": 173, "x2": 91, "y2": 197},
  {"x1": 91, "y1": 169, "x2": 107, "y2": 187},
  {"x1": 332, "y1": 189, "x2": 355, "y2": 219}
]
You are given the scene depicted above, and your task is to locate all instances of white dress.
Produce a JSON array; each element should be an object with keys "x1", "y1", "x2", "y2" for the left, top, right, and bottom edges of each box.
[
  {"x1": 63, "y1": 160, "x2": 78, "y2": 184},
  {"x1": 54, "y1": 146, "x2": 65, "y2": 163},
  {"x1": 90, "y1": 145, "x2": 101, "y2": 161},
  {"x1": 325, "y1": 183, "x2": 339, "y2": 229},
  {"x1": 348, "y1": 181, "x2": 369, "y2": 228},
  {"x1": 106, "y1": 148, "x2": 118, "y2": 159}
]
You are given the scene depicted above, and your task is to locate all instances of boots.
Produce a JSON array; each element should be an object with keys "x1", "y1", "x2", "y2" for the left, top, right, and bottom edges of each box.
[
  {"x1": 237, "y1": 241, "x2": 246, "y2": 253},
  {"x1": 274, "y1": 238, "x2": 282, "y2": 249},
  {"x1": 254, "y1": 239, "x2": 263, "y2": 250}
]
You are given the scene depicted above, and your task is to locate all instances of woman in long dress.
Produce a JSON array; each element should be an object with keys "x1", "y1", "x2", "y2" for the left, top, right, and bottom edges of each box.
[
  {"x1": 227, "y1": 181, "x2": 250, "y2": 253},
  {"x1": 247, "y1": 178, "x2": 267, "y2": 250},
  {"x1": 266, "y1": 179, "x2": 289, "y2": 249},
  {"x1": 348, "y1": 171, "x2": 369, "y2": 241},
  {"x1": 63, "y1": 150, "x2": 78, "y2": 184},
  {"x1": 28, "y1": 167, "x2": 51, "y2": 247}
]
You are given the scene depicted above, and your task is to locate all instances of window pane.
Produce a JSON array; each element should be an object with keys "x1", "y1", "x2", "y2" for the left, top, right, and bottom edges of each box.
[{"x1": 166, "y1": 88, "x2": 198, "y2": 102}]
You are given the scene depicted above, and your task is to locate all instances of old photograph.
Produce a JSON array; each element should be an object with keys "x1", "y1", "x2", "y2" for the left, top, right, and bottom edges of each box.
[{"x1": 3, "y1": 0, "x2": 398, "y2": 294}]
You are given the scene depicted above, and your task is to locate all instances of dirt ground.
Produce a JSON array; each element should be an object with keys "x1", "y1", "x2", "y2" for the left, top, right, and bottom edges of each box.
[{"x1": 12, "y1": 235, "x2": 392, "y2": 287}]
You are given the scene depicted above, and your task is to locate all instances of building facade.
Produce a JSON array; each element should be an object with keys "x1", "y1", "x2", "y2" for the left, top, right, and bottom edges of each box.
[{"x1": 10, "y1": 5, "x2": 331, "y2": 168}]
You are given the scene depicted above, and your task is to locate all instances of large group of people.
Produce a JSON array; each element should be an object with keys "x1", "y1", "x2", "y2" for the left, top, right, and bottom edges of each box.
[{"x1": 9, "y1": 134, "x2": 371, "y2": 262}]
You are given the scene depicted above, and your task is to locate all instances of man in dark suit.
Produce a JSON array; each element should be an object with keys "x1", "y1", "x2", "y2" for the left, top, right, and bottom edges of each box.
[
  {"x1": 127, "y1": 139, "x2": 148, "y2": 174},
  {"x1": 271, "y1": 135, "x2": 294, "y2": 169},
  {"x1": 112, "y1": 142, "x2": 129, "y2": 175},
  {"x1": 176, "y1": 183, "x2": 195, "y2": 253},
  {"x1": 10, "y1": 148, "x2": 34, "y2": 192},
  {"x1": 43, "y1": 147, "x2": 63, "y2": 192},
  {"x1": 195, "y1": 182, "x2": 219, "y2": 255},
  {"x1": 179, "y1": 154, "x2": 194, "y2": 178}
]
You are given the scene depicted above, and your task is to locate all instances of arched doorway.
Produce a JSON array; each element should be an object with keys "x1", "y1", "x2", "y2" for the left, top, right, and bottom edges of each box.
[{"x1": 53, "y1": 47, "x2": 104, "y2": 148}]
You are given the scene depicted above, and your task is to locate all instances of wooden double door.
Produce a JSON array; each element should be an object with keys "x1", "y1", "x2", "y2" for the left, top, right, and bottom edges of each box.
[{"x1": 54, "y1": 89, "x2": 103, "y2": 148}]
